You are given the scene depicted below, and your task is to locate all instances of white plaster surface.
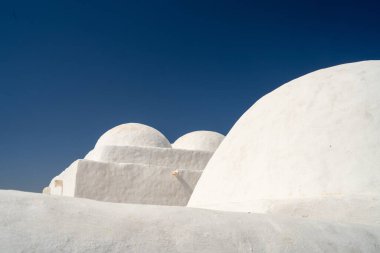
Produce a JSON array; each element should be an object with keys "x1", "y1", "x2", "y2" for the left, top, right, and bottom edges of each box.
[
  {"x1": 48, "y1": 160, "x2": 78, "y2": 197},
  {"x1": 48, "y1": 145, "x2": 211, "y2": 205},
  {"x1": 172, "y1": 131, "x2": 225, "y2": 152},
  {"x1": 2, "y1": 190, "x2": 380, "y2": 253},
  {"x1": 72, "y1": 159, "x2": 201, "y2": 205},
  {"x1": 4, "y1": 61, "x2": 380, "y2": 252},
  {"x1": 47, "y1": 126, "x2": 219, "y2": 205},
  {"x1": 85, "y1": 145, "x2": 213, "y2": 170},
  {"x1": 189, "y1": 61, "x2": 380, "y2": 223},
  {"x1": 95, "y1": 123, "x2": 171, "y2": 148}
]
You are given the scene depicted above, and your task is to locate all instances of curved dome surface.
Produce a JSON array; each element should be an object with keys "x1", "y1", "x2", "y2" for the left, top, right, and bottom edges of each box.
[
  {"x1": 172, "y1": 131, "x2": 224, "y2": 152},
  {"x1": 188, "y1": 61, "x2": 380, "y2": 213},
  {"x1": 95, "y1": 123, "x2": 171, "y2": 148}
]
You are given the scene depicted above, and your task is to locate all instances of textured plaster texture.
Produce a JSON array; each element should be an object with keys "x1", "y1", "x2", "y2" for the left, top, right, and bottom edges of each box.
[
  {"x1": 172, "y1": 131, "x2": 225, "y2": 152},
  {"x1": 85, "y1": 145, "x2": 213, "y2": 170},
  {"x1": 189, "y1": 61, "x2": 380, "y2": 224},
  {"x1": 95, "y1": 123, "x2": 172, "y2": 148},
  {"x1": 59, "y1": 159, "x2": 201, "y2": 205},
  {"x1": 2, "y1": 190, "x2": 380, "y2": 253},
  {"x1": 47, "y1": 146, "x2": 210, "y2": 205}
]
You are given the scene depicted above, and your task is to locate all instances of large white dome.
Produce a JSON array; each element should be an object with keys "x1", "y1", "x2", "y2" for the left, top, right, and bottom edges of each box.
[
  {"x1": 95, "y1": 123, "x2": 171, "y2": 148},
  {"x1": 188, "y1": 61, "x2": 380, "y2": 215},
  {"x1": 172, "y1": 131, "x2": 224, "y2": 152}
]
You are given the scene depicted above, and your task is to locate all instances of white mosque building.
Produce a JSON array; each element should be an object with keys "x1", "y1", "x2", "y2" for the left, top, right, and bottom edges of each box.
[
  {"x1": 43, "y1": 123, "x2": 224, "y2": 206},
  {"x1": 2, "y1": 60, "x2": 380, "y2": 252}
]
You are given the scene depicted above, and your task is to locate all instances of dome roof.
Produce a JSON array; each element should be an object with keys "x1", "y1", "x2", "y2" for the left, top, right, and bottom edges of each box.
[
  {"x1": 172, "y1": 131, "x2": 224, "y2": 152},
  {"x1": 95, "y1": 123, "x2": 171, "y2": 148},
  {"x1": 188, "y1": 61, "x2": 380, "y2": 212}
]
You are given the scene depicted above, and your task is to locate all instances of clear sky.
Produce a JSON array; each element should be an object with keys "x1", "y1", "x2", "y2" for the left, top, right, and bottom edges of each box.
[{"x1": 1, "y1": 0, "x2": 379, "y2": 192}]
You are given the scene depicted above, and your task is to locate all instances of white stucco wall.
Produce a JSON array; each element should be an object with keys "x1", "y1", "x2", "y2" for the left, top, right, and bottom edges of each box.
[
  {"x1": 48, "y1": 156, "x2": 204, "y2": 205},
  {"x1": 85, "y1": 145, "x2": 213, "y2": 171},
  {"x1": 47, "y1": 127, "x2": 218, "y2": 205},
  {"x1": 2, "y1": 190, "x2": 380, "y2": 253},
  {"x1": 189, "y1": 61, "x2": 380, "y2": 223},
  {"x1": 48, "y1": 161, "x2": 78, "y2": 197},
  {"x1": 73, "y1": 159, "x2": 202, "y2": 205}
]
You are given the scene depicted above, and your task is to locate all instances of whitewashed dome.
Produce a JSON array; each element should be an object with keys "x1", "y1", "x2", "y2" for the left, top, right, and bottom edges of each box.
[
  {"x1": 189, "y1": 61, "x2": 380, "y2": 217},
  {"x1": 172, "y1": 131, "x2": 224, "y2": 152},
  {"x1": 95, "y1": 123, "x2": 171, "y2": 148}
]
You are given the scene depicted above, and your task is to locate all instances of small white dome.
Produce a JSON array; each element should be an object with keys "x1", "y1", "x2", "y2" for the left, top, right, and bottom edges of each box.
[
  {"x1": 95, "y1": 123, "x2": 171, "y2": 148},
  {"x1": 172, "y1": 131, "x2": 224, "y2": 152}
]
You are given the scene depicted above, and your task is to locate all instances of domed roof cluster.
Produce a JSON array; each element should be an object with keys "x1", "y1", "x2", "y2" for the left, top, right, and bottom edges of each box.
[
  {"x1": 47, "y1": 122, "x2": 224, "y2": 206},
  {"x1": 172, "y1": 131, "x2": 224, "y2": 152},
  {"x1": 95, "y1": 123, "x2": 224, "y2": 152},
  {"x1": 44, "y1": 61, "x2": 380, "y2": 234},
  {"x1": 41, "y1": 61, "x2": 380, "y2": 251}
]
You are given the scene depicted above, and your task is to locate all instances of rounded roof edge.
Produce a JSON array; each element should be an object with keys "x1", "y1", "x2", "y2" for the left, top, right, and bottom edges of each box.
[
  {"x1": 172, "y1": 131, "x2": 224, "y2": 152},
  {"x1": 95, "y1": 123, "x2": 171, "y2": 149}
]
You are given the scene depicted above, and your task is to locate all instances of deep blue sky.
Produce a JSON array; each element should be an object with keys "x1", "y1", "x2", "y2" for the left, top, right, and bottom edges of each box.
[{"x1": 0, "y1": 0, "x2": 379, "y2": 192}]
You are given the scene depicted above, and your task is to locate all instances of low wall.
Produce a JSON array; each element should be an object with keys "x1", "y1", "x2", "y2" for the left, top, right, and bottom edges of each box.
[
  {"x1": 70, "y1": 159, "x2": 202, "y2": 205},
  {"x1": 2, "y1": 190, "x2": 380, "y2": 253},
  {"x1": 85, "y1": 145, "x2": 213, "y2": 171}
]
